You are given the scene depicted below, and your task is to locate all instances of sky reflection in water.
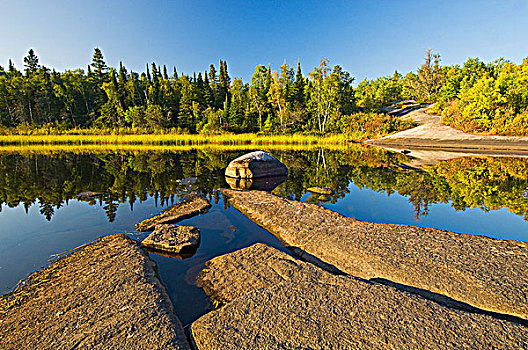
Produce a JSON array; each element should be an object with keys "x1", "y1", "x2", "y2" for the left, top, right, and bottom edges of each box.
[{"x1": 1, "y1": 148, "x2": 528, "y2": 325}]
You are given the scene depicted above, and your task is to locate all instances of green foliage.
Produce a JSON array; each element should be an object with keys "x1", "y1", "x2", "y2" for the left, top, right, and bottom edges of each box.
[
  {"x1": 7, "y1": 47, "x2": 528, "y2": 136},
  {"x1": 0, "y1": 50, "x2": 363, "y2": 136},
  {"x1": 439, "y1": 57, "x2": 528, "y2": 135}
]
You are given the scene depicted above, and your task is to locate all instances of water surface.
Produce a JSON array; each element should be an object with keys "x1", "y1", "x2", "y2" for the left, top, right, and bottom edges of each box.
[{"x1": 1, "y1": 147, "x2": 528, "y2": 325}]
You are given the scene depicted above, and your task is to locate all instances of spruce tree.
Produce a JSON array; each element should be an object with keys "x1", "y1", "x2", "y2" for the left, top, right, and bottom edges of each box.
[
  {"x1": 203, "y1": 72, "x2": 214, "y2": 107},
  {"x1": 90, "y1": 48, "x2": 107, "y2": 81},
  {"x1": 23, "y1": 49, "x2": 40, "y2": 75},
  {"x1": 146, "y1": 65, "x2": 151, "y2": 82},
  {"x1": 293, "y1": 60, "x2": 305, "y2": 105}
]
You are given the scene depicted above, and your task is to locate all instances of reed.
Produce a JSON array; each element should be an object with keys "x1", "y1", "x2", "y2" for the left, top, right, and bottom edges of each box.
[
  {"x1": 0, "y1": 133, "x2": 352, "y2": 146},
  {"x1": 0, "y1": 142, "x2": 353, "y2": 155}
]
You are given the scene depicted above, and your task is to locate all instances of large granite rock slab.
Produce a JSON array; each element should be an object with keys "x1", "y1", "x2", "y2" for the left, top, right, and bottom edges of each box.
[
  {"x1": 191, "y1": 244, "x2": 528, "y2": 350},
  {"x1": 136, "y1": 193, "x2": 211, "y2": 232},
  {"x1": 221, "y1": 189, "x2": 528, "y2": 320},
  {"x1": 197, "y1": 243, "x2": 326, "y2": 303},
  {"x1": 225, "y1": 151, "x2": 288, "y2": 178},
  {"x1": 142, "y1": 224, "x2": 200, "y2": 254},
  {"x1": 0, "y1": 234, "x2": 190, "y2": 350}
]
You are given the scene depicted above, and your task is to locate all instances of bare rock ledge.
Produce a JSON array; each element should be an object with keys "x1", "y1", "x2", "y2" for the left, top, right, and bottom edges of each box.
[
  {"x1": 221, "y1": 189, "x2": 528, "y2": 320},
  {"x1": 136, "y1": 193, "x2": 211, "y2": 232},
  {"x1": 0, "y1": 234, "x2": 190, "y2": 350},
  {"x1": 191, "y1": 243, "x2": 528, "y2": 349}
]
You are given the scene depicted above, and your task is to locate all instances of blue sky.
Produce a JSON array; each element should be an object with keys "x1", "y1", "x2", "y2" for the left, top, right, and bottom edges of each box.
[{"x1": 1, "y1": 0, "x2": 527, "y2": 83}]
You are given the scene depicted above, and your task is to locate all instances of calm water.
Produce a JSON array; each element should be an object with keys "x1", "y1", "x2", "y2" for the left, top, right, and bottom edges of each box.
[{"x1": 1, "y1": 147, "x2": 528, "y2": 325}]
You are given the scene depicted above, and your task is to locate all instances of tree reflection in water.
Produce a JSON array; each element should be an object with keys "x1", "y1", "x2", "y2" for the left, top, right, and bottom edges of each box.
[{"x1": 1, "y1": 147, "x2": 528, "y2": 222}]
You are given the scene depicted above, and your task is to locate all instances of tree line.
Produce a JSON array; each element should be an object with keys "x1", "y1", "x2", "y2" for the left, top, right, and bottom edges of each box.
[
  {"x1": 3, "y1": 48, "x2": 527, "y2": 135},
  {"x1": 0, "y1": 49, "x2": 361, "y2": 134}
]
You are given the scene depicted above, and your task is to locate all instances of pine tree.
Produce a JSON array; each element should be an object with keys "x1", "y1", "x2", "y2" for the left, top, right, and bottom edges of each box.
[
  {"x1": 90, "y1": 48, "x2": 108, "y2": 82},
  {"x1": 146, "y1": 65, "x2": 151, "y2": 82},
  {"x1": 293, "y1": 60, "x2": 305, "y2": 105},
  {"x1": 23, "y1": 49, "x2": 40, "y2": 75},
  {"x1": 203, "y1": 71, "x2": 214, "y2": 107},
  {"x1": 8, "y1": 59, "x2": 16, "y2": 73}
]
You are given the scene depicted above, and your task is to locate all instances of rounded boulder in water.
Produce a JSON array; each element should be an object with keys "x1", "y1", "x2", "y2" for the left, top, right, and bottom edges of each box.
[{"x1": 225, "y1": 151, "x2": 288, "y2": 179}]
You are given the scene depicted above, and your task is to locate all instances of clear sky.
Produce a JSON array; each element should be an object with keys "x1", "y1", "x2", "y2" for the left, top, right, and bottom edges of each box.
[{"x1": 1, "y1": 0, "x2": 527, "y2": 83}]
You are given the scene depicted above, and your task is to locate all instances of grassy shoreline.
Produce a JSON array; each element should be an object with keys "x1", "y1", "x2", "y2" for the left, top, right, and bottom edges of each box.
[{"x1": 0, "y1": 133, "x2": 354, "y2": 146}]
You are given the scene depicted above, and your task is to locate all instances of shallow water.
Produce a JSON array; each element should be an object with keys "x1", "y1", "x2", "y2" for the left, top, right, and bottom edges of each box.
[{"x1": 1, "y1": 147, "x2": 527, "y2": 325}]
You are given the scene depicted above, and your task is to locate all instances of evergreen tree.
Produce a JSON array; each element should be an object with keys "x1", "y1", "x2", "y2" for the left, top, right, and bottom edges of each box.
[
  {"x1": 293, "y1": 61, "x2": 305, "y2": 105},
  {"x1": 163, "y1": 65, "x2": 169, "y2": 80},
  {"x1": 8, "y1": 59, "x2": 16, "y2": 73},
  {"x1": 90, "y1": 48, "x2": 108, "y2": 82},
  {"x1": 203, "y1": 72, "x2": 214, "y2": 107},
  {"x1": 23, "y1": 49, "x2": 40, "y2": 75}
]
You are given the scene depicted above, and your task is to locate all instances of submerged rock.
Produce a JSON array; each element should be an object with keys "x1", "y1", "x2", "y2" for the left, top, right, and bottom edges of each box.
[
  {"x1": 77, "y1": 191, "x2": 102, "y2": 198},
  {"x1": 191, "y1": 243, "x2": 528, "y2": 349},
  {"x1": 136, "y1": 194, "x2": 211, "y2": 232},
  {"x1": 221, "y1": 189, "x2": 528, "y2": 321},
  {"x1": 307, "y1": 187, "x2": 334, "y2": 195},
  {"x1": 225, "y1": 174, "x2": 286, "y2": 191},
  {"x1": 142, "y1": 224, "x2": 200, "y2": 254},
  {"x1": 225, "y1": 151, "x2": 288, "y2": 179}
]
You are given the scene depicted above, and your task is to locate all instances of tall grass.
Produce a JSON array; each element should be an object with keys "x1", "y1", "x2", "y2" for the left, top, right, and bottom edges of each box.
[
  {"x1": 0, "y1": 133, "x2": 352, "y2": 146},
  {"x1": 0, "y1": 142, "x2": 353, "y2": 155}
]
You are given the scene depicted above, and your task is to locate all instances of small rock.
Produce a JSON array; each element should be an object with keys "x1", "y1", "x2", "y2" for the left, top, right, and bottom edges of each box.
[
  {"x1": 136, "y1": 193, "x2": 211, "y2": 232},
  {"x1": 317, "y1": 195, "x2": 331, "y2": 202},
  {"x1": 225, "y1": 151, "x2": 288, "y2": 179},
  {"x1": 307, "y1": 187, "x2": 334, "y2": 195},
  {"x1": 142, "y1": 224, "x2": 200, "y2": 254},
  {"x1": 77, "y1": 191, "x2": 102, "y2": 198}
]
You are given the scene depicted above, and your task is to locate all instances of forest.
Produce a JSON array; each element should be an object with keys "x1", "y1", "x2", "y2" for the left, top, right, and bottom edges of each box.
[{"x1": 1, "y1": 48, "x2": 527, "y2": 136}]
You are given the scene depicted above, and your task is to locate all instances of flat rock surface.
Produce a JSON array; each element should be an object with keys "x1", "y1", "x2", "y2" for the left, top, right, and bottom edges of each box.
[
  {"x1": 0, "y1": 234, "x2": 190, "y2": 350},
  {"x1": 142, "y1": 224, "x2": 200, "y2": 253},
  {"x1": 136, "y1": 194, "x2": 211, "y2": 232},
  {"x1": 225, "y1": 151, "x2": 288, "y2": 178},
  {"x1": 221, "y1": 189, "x2": 528, "y2": 320},
  {"x1": 191, "y1": 243, "x2": 528, "y2": 350},
  {"x1": 366, "y1": 107, "x2": 528, "y2": 155}
]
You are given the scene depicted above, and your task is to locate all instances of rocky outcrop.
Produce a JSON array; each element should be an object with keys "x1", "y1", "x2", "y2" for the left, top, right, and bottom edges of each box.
[
  {"x1": 0, "y1": 234, "x2": 190, "y2": 350},
  {"x1": 136, "y1": 194, "x2": 211, "y2": 232},
  {"x1": 191, "y1": 243, "x2": 528, "y2": 350},
  {"x1": 142, "y1": 224, "x2": 200, "y2": 254},
  {"x1": 221, "y1": 189, "x2": 528, "y2": 320},
  {"x1": 225, "y1": 151, "x2": 288, "y2": 178}
]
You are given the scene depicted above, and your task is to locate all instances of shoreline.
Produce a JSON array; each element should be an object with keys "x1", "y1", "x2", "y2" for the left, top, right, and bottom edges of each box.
[
  {"x1": 365, "y1": 107, "x2": 528, "y2": 163},
  {"x1": 0, "y1": 234, "x2": 190, "y2": 350}
]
